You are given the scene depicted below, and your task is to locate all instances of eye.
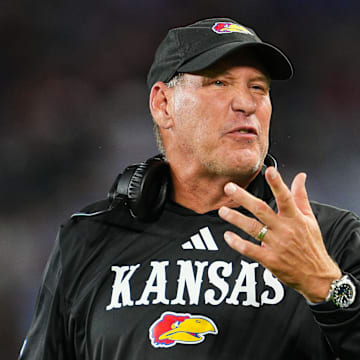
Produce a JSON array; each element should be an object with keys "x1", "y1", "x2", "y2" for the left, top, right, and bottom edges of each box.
[
  {"x1": 250, "y1": 83, "x2": 269, "y2": 93},
  {"x1": 173, "y1": 321, "x2": 180, "y2": 328},
  {"x1": 213, "y1": 80, "x2": 225, "y2": 87}
]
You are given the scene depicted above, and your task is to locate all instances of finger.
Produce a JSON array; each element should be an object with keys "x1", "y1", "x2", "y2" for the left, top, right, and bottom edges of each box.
[
  {"x1": 290, "y1": 173, "x2": 313, "y2": 216},
  {"x1": 265, "y1": 167, "x2": 298, "y2": 217},
  {"x1": 224, "y1": 231, "x2": 267, "y2": 264},
  {"x1": 219, "y1": 206, "x2": 271, "y2": 242},
  {"x1": 223, "y1": 183, "x2": 277, "y2": 226}
]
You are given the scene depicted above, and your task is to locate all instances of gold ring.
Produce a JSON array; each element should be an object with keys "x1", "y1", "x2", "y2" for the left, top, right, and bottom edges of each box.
[{"x1": 257, "y1": 226, "x2": 268, "y2": 240}]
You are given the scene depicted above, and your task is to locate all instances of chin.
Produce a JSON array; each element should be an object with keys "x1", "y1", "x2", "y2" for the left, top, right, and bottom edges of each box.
[{"x1": 205, "y1": 156, "x2": 262, "y2": 179}]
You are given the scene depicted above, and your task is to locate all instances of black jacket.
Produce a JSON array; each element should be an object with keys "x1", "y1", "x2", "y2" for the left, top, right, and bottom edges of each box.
[{"x1": 20, "y1": 170, "x2": 360, "y2": 359}]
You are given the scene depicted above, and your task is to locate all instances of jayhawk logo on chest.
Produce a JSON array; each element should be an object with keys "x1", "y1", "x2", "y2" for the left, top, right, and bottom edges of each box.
[{"x1": 149, "y1": 311, "x2": 218, "y2": 348}]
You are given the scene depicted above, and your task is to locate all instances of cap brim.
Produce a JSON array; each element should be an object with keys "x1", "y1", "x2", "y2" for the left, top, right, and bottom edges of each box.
[{"x1": 178, "y1": 41, "x2": 293, "y2": 80}]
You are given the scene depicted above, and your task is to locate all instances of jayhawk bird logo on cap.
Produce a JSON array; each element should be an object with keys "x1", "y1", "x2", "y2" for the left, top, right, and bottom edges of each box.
[{"x1": 212, "y1": 22, "x2": 253, "y2": 35}]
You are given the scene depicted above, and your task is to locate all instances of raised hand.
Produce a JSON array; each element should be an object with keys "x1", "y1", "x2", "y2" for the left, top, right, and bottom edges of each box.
[{"x1": 218, "y1": 167, "x2": 341, "y2": 303}]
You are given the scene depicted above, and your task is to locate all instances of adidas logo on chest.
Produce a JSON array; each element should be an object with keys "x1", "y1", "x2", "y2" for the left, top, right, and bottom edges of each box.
[{"x1": 181, "y1": 227, "x2": 218, "y2": 251}]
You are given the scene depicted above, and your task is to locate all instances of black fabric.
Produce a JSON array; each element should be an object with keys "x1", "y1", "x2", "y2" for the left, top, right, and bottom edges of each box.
[
  {"x1": 20, "y1": 172, "x2": 360, "y2": 359},
  {"x1": 147, "y1": 17, "x2": 293, "y2": 89}
]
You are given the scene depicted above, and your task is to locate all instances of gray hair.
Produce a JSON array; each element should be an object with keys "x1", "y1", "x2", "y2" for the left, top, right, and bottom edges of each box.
[{"x1": 153, "y1": 73, "x2": 184, "y2": 155}]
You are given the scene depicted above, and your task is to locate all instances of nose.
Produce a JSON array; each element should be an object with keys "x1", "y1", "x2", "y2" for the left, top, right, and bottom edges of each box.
[{"x1": 231, "y1": 86, "x2": 257, "y2": 115}]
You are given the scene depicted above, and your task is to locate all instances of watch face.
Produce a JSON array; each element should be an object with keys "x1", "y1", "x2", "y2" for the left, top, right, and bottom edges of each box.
[{"x1": 333, "y1": 282, "x2": 355, "y2": 308}]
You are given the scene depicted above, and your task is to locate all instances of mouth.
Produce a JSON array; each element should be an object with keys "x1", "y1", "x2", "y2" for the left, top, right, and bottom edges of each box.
[
  {"x1": 235, "y1": 129, "x2": 256, "y2": 134},
  {"x1": 226, "y1": 126, "x2": 258, "y2": 140}
]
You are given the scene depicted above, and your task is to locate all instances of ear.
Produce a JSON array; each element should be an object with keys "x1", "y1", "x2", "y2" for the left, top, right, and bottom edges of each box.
[{"x1": 149, "y1": 82, "x2": 174, "y2": 129}]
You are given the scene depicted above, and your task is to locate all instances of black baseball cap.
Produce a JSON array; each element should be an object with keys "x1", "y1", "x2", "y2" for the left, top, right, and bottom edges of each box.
[{"x1": 147, "y1": 18, "x2": 293, "y2": 89}]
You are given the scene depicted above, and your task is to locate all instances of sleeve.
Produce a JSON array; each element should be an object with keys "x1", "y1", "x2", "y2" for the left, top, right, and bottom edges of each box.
[
  {"x1": 19, "y1": 229, "x2": 75, "y2": 360},
  {"x1": 309, "y1": 211, "x2": 360, "y2": 359}
]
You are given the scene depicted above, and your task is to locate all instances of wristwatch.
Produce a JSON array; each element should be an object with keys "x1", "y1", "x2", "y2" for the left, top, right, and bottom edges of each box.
[{"x1": 326, "y1": 274, "x2": 356, "y2": 308}]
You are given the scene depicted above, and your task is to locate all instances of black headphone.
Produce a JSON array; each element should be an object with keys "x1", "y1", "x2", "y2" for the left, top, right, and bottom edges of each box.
[
  {"x1": 108, "y1": 155, "x2": 170, "y2": 222},
  {"x1": 108, "y1": 153, "x2": 277, "y2": 223}
]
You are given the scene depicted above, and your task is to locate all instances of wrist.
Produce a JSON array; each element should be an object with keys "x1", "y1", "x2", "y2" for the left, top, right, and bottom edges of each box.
[{"x1": 303, "y1": 268, "x2": 342, "y2": 303}]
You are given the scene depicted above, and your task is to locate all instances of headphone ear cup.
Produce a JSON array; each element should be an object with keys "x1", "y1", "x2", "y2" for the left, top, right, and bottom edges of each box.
[
  {"x1": 108, "y1": 156, "x2": 170, "y2": 222},
  {"x1": 128, "y1": 158, "x2": 170, "y2": 221}
]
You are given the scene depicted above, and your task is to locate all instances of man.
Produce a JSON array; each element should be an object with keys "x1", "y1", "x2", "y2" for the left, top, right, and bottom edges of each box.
[{"x1": 20, "y1": 18, "x2": 360, "y2": 359}]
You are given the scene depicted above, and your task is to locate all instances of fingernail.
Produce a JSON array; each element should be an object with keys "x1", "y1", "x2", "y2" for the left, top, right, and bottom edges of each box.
[
  {"x1": 225, "y1": 182, "x2": 237, "y2": 194},
  {"x1": 268, "y1": 167, "x2": 277, "y2": 180},
  {"x1": 219, "y1": 206, "x2": 229, "y2": 217},
  {"x1": 224, "y1": 232, "x2": 233, "y2": 244}
]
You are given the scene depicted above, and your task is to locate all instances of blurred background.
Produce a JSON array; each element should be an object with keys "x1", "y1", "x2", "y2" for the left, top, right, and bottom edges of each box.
[{"x1": 1, "y1": 0, "x2": 360, "y2": 358}]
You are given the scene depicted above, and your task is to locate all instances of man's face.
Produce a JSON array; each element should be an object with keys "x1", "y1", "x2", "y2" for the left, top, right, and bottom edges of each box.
[{"x1": 166, "y1": 54, "x2": 272, "y2": 181}]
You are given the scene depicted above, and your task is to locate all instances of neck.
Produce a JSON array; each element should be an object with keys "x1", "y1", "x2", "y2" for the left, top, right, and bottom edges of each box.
[{"x1": 169, "y1": 161, "x2": 260, "y2": 214}]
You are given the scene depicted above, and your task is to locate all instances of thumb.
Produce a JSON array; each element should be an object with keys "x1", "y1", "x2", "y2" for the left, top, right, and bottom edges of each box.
[{"x1": 291, "y1": 173, "x2": 312, "y2": 215}]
